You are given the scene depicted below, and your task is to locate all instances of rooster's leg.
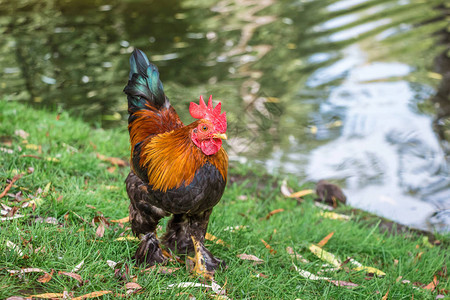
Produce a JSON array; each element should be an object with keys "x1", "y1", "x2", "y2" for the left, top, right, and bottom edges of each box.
[
  {"x1": 126, "y1": 172, "x2": 168, "y2": 266},
  {"x1": 130, "y1": 202, "x2": 168, "y2": 266},
  {"x1": 162, "y1": 209, "x2": 225, "y2": 271}
]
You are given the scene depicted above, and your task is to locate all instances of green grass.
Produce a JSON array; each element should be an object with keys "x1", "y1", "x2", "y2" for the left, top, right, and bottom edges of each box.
[{"x1": 0, "y1": 100, "x2": 449, "y2": 299}]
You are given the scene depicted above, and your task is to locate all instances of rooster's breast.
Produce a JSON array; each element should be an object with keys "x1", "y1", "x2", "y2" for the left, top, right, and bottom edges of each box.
[{"x1": 148, "y1": 162, "x2": 226, "y2": 214}]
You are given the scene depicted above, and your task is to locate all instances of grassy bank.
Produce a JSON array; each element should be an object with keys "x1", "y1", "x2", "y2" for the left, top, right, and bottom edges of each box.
[{"x1": 0, "y1": 100, "x2": 448, "y2": 299}]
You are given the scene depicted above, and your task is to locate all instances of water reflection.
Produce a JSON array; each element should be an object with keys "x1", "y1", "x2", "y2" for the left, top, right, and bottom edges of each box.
[
  {"x1": 0, "y1": 0, "x2": 448, "y2": 231},
  {"x1": 307, "y1": 46, "x2": 447, "y2": 229}
]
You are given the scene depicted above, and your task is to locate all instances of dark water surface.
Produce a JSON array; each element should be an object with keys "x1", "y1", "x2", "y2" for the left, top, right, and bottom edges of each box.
[{"x1": 1, "y1": 0, "x2": 449, "y2": 231}]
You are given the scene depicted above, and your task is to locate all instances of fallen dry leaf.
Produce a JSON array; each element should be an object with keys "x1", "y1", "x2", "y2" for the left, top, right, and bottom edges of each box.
[
  {"x1": 92, "y1": 215, "x2": 110, "y2": 226},
  {"x1": 86, "y1": 204, "x2": 97, "y2": 209},
  {"x1": 292, "y1": 263, "x2": 358, "y2": 289},
  {"x1": 125, "y1": 280, "x2": 141, "y2": 294},
  {"x1": 261, "y1": 239, "x2": 276, "y2": 254},
  {"x1": 104, "y1": 185, "x2": 119, "y2": 190},
  {"x1": 264, "y1": 208, "x2": 284, "y2": 220},
  {"x1": 37, "y1": 269, "x2": 54, "y2": 283},
  {"x1": 223, "y1": 225, "x2": 248, "y2": 232},
  {"x1": 318, "y1": 211, "x2": 350, "y2": 220},
  {"x1": 107, "y1": 166, "x2": 116, "y2": 173},
  {"x1": 423, "y1": 275, "x2": 438, "y2": 291},
  {"x1": 0, "y1": 173, "x2": 24, "y2": 199},
  {"x1": 6, "y1": 241, "x2": 24, "y2": 256},
  {"x1": 110, "y1": 216, "x2": 129, "y2": 223},
  {"x1": 125, "y1": 282, "x2": 141, "y2": 289},
  {"x1": 0, "y1": 147, "x2": 13, "y2": 154},
  {"x1": 381, "y1": 289, "x2": 389, "y2": 300},
  {"x1": 14, "y1": 129, "x2": 29, "y2": 139},
  {"x1": 96, "y1": 153, "x2": 127, "y2": 167},
  {"x1": 211, "y1": 280, "x2": 229, "y2": 298},
  {"x1": 58, "y1": 271, "x2": 83, "y2": 283},
  {"x1": 27, "y1": 293, "x2": 65, "y2": 299},
  {"x1": 314, "y1": 202, "x2": 334, "y2": 211},
  {"x1": 286, "y1": 247, "x2": 309, "y2": 263},
  {"x1": 35, "y1": 217, "x2": 59, "y2": 225},
  {"x1": 237, "y1": 253, "x2": 264, "y2": 264},
  {"x1": 347, "y1": 258, "x2": 386, "y2": 277},
  {"x1": 151, "y1": 266, "x2": 180, "y2": 274},
  {"x1": 106, "y1": 260, "x2": 118, "y2": 270},
  {"x1": 280, "y1": 179, "x2": 293, "y2": 197},
  {"x1": 327, "y1": 280, "x2": 359, "y2": 288},
  {"x1": 7, "y1": 268, "x2": 45, "y2": 275},
  {"x1": 205, "y1": 233, "x2": 228, "y2": 247},
  {"x1": 25, "y1": 144, "x2": 41, "y2": 151},
  {"x1": 309, "y1": 244, "x2": 341, "y2": 268},
  {"x1": 289, "y1": 189, "x2": 314, "y2": 198},
  {"x1": 96, "y1": 221, "x2": 105, "y2": 238},
  {"x1": 45, "y1": 157, "x2": 60, "y2": 162},
  {"x1": 71, "y1": 290, "x2": 112, "y2": 300},
  {"x1": 71, "y1": 260, "x2": 85, "y2": 273},
  {"x1": 167, "y1": 282, "x2": 210, "y2": 289},
  {"x1": 115, "y1": 235, "x2": 139, "y2": 242},
  {"x1": 1, "y1": 215, "x2": 24, "y2": 221},
  {"x1": 166, "y1": 282, "x2": 230, "y2": 299},
  {"x1": 317, "y1": 232, "x2": 335, "y2": 248}
]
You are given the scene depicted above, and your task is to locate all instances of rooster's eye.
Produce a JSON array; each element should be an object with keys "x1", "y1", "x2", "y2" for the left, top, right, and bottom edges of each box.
[{"x1": 201, "y1": 125, "x2": 208, "y2": 132}]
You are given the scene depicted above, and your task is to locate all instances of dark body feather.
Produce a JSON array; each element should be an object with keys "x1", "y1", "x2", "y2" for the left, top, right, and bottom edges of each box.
[{"x1": 124, "y1": 49, "x2": 228, "y2": 269}]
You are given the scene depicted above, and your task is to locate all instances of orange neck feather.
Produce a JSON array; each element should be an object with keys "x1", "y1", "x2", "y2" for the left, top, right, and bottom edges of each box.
[{"x1": 139, "y1": 122, "x2": 228, "y2": 192}]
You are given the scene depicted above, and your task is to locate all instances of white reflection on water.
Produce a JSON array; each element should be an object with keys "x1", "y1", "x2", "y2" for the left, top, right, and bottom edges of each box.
[{"x1": 306, "y1": 45, "x2": 449, "y2": 231}]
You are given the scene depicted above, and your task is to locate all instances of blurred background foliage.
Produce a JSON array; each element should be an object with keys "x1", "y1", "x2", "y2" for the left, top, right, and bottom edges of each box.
[{"x1": 0, "y1": 0, "x2": 449, "y2": 231}]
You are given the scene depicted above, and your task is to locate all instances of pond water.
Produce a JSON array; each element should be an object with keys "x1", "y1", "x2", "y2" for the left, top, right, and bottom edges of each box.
[{"x1": 1, "y1": 0, "x2": 449, "y2": 232}]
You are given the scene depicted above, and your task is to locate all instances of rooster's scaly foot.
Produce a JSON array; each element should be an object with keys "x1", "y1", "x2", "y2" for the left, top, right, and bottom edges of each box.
[{"x1": 133, "y1": 232, "x2": 166, "y2": 266}]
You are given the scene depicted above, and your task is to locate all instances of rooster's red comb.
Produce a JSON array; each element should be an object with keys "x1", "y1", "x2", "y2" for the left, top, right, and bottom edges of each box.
[{"x1": 189, "y1": 95, "x2": 227, "y2": 133}]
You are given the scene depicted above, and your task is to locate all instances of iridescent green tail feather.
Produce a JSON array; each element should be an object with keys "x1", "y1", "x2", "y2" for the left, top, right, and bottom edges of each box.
[{"x1": 124, "y1": 49, "x2": 169, "y2": 120}]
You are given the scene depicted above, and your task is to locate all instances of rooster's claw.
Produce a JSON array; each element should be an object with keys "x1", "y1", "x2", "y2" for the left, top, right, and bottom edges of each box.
[{"x1": 133, "y1": 232, "x2": 166, "y2": 266}]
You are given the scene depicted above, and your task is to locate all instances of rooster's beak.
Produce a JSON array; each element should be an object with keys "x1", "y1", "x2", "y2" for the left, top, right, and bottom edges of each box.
[{"x1": 213, "y1": 133, "x2": 227, "y2": 140}]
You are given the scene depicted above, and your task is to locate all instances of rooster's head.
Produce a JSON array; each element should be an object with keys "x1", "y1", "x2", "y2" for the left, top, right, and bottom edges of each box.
[{"x1": 189, "y1": 95, "x2": 227, "y2": 155}]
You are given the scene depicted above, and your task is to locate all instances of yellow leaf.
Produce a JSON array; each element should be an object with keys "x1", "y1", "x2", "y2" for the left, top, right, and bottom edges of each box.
[
  {"x1": 71, "y1": 290, "x2": 112, "y2": 300},
  {"x1": 319, "y1": 211, "x2": 350, "y2": 220},
  {"x1": 422, "y1": 236, "x2": 434, "y2": 248},
  {"x1": 427, "y1": 72, "x2": 442, "y2": 80},
  {"x1": 28, "y1": 293, "x2": 65, "y2": 299},
  {"x1": 309, "y1": 244, "x2": 341, "y2": 268},
  {"x1": 348, "y1": 258, "x2": 385, "y2": 276},
  {"x1": 289, "y1": 189, "x2": 314, "y2": 198},
  {"x1": 30, "y1": 197, "x2": 44, "y2": 206},
  {"x1": 104, "y1": 185, "x2": 119, "y2": 190},
  {"x1": 110, "y1": 216, "x2": 130, "y2": 223},
  {"x1": 205, "y1": 233, "x2": 228, "y2": 247},
  {"x1": 25, "y1": 144, "x2": 40, "y2": 150},
  {"x1": 115, "y1": 235, "x2": 139, "y2": 241},
  {"x1": 45, "y1": 157, "x2": 60, "y2": 162},
  {"x1": 266, "y1": 97, "x2": 279, "y2": 103},
  {"x1": 353, "y1": 266, "x2": 386, "y2": 276},
  {"x1": 43, "y1": 182, "x2": 51, "y2": 196},
  {"x1": 287, "y1": 43, "x2": 297, "y2": 49}
]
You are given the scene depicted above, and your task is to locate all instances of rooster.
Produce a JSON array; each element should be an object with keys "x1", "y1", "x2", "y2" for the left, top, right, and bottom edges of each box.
[{"x1": 124, "y1": 49, "x2": 228, "y2": 271}]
